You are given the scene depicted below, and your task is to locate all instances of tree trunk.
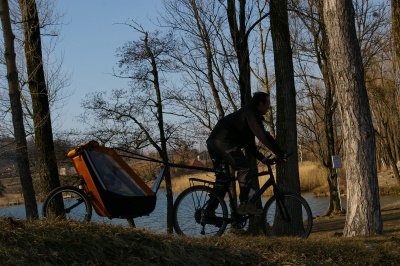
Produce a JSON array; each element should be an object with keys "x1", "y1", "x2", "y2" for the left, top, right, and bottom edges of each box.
[
  {"x1": 270, "y1": 0, "x2": 300, "y2": 192},
  {"x1": 18, "y1": 0, "x2": 60, "y2": 197},
  {"x1": 321, "y1": 33, "x2": 342, "y2": 215},
  {"x1": 0, "y1": 0, "x2": 38, "y2": 219},
  {"x1": 392, "y1": 0, "x2": 400, "y2": 72},
  {"x1": 144, "y1": 31, "x2": 174, "y2": 234},
  {"x1": 323, "y1": 0, "x2": 382, "y2": 236},
  {"x1": 270, "y1": 0, "x2": 301, "y2": 235},
  {"x1": 226, "y1": 0, "x2": 252, "y2": 106},
  {"x1": 226, "y1": 0, "x2": 262, "y2": 234}
]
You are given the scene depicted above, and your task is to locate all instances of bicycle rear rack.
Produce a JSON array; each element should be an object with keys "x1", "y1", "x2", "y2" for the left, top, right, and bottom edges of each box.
[{"x1": 189, "y1": 177, "x2": 215, "y2": 188}]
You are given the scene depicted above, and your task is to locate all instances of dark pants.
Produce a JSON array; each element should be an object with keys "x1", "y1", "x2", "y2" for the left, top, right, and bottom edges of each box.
[{"x1": 206, "y1": 138, "x2": 252, "y2": 202}]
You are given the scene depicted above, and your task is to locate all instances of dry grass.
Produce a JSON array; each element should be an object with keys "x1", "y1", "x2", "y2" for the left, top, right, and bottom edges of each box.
[
  {"x1": 169, "y1": 162, "x2": 327, "y2": 196},
  {"x1": 0, "y1": 194, "x2": 24, "y2": 208},
  {"x1": 298, "y1": 161, "x2": 328, "y2": 194},
  {"x1": 0, "y1": 213, "x2": 399, "y2": 266}
]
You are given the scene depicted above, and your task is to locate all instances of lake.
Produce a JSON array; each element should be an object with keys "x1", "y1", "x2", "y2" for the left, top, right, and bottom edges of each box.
[{"x1": 1, "y1": 191, "x2": 398, "y2": 233}]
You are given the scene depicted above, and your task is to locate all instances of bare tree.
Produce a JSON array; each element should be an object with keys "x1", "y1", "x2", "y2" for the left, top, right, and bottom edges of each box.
[
  {"x1": 251, "y1": 1, "x2": 276, "y2": 136},
  {"x1": 290, "y1": 0, "x2": 392, "y2": 216},
  {"x1": 162, "y1": 0, "x2": 239, "y2": 139},
  {"x1": 323, "y1": 0, "x2": 382, "y2": 236},
  {"x1": 82, "y1": 23, "x2": 179, "y2": 233},
  {"x1": 17, "y1": 0, "x2": 60, "y2": 198},
  {"x1": 0, "y1": 0, "x2": 70, "y2": 134},
  {"x1": 0, "y1": 0, "x2": 38, "y2": 219},
  {"x1": 289, "y1": 0, "x2": 344, "y2": 215}
]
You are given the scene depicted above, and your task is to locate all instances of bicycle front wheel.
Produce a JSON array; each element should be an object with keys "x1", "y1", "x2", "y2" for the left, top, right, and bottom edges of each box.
[
  {"x1": 262, "y1": 192, "x2": 313, "y2": 239},
  {"x1": 42, "y1": 186, "x2": 92, "y2": 222},
  {"x1": 173, "y1": 185, "x2": 228, "y2": 237}
]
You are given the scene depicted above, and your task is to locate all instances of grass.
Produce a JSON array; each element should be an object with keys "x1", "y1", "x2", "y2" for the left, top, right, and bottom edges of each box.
[
  {"x1": 1, "y1": 162, "x2": 399, "y2": 265},
  {"x1": 0, "y1": 213, "x2": 399, "y2": 265}
]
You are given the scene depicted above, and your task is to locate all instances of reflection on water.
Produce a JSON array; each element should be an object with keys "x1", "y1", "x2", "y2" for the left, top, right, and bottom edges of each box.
[{"x1": 1, "y1": 191, "x2": 398, "y2": 233}]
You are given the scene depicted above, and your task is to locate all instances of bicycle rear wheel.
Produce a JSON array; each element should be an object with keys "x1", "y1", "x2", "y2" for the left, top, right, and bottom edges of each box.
[
  {"x1": 262, "y1": 192, "x2": 313, "y2": 238},
  {"x1": 173, "y1": 185, "x2": 228, "y2": 237},
  {"x1": 42, "y1": 186, "x2": 92, "y2": 222}
]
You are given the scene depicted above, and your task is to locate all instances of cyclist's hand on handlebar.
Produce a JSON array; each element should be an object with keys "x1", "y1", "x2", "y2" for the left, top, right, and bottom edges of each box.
[
  {"x1": 261, "y1": 156, "x2": 275, "y2": 165},
  {"x1": 262, "y1": 153, "x2": 289, "y2": 165}
]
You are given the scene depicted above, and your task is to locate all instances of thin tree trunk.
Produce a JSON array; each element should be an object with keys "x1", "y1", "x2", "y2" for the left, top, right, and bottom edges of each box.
[
  {"x1": 0, "y1": 0, "x2": 38, "y2": 219},
  {"x1": 226, "y1": 0, "x2": 261, "y2": 234},
  {"x1": 392, "y1": 0, "x2": 400, "y2": 72},
  {"x1": 143, "y1": 32, "x2": 174, "y2": 234}
]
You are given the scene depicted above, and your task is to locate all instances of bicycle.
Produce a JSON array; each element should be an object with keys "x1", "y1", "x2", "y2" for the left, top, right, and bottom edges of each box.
[{"x1": 173, "y1": 157, "x2": 313, "y2": 238}]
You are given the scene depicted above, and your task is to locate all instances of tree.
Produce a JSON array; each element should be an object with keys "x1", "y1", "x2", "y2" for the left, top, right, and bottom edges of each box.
[
  {"x1": 83, "y1": 23, "x2": 179, "y2": 233},
  {"x1": 270, "y1": 0, "x2": 302, "y2": 235},
  {"x1": 225, "y1": 0, "x2": 276, "y2": 234},
  {"x1": 291, "y1": 0, "x2": 393, "y2": 215},
  {"x1": 18, "y1": 0, "x2": 60, "y2": 197},
  {"x1": 0, "y1": 0, "x2": 38, "y2": 219},
  {"x1": 252, "y1": 1, "x2": 275, "y2": 136},
  {"x1": 290, "y1": 0, "x2": 343, "y2": 215},
  {"x1": 323, "y1": 0, "x2": 382, "y2": 236},
  {"x1": 162, "y1": 0, "x2": 239, "y2": 140}
]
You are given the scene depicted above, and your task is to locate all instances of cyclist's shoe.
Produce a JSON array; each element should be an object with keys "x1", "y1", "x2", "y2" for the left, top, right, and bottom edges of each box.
[
  {"x1": 205, "y1": 211, "x2": 223, "y2": 228},
  {"x1": 237, "y1": 202, "x2": 263, "y2": 215}
]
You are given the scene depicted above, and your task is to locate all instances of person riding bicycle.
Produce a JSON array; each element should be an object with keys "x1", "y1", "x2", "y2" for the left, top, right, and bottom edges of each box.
[{"x1": 207, "y1": 91, "x2": 287, "y2": 215}]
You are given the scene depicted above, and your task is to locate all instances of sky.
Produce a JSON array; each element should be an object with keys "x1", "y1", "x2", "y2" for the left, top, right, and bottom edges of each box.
[{"x1": 53, "y1": 0, "x2": 163, "y2": 132}]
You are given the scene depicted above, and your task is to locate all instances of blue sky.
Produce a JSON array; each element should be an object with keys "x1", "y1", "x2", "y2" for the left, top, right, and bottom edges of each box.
[{"x1": 54, "y1": 0, "x2": 162, "y2": 132}]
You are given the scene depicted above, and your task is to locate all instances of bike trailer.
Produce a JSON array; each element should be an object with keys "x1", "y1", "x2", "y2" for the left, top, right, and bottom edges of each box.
[{"x1": 67, "y1": 141, "x2": 156, "y2": 219}]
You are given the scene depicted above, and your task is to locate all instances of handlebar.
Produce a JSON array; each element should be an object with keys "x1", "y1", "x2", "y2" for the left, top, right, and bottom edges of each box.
[
  {"x1": 262, "y1": 152, "x2": 291, "y2": 165},
  {"x1": 262, "y1": 157, "x2": 279, "y2": 165}
]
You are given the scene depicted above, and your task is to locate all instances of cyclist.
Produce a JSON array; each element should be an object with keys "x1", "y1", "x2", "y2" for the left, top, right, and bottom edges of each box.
[{"x1": 207, "y1": 91, "x2": 287, "y2": 215}]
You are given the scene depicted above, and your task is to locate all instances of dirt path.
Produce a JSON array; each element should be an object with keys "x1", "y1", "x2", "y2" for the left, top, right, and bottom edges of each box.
[{"x1": 312, "y1": 203, "x2": 400, "y2": 236}]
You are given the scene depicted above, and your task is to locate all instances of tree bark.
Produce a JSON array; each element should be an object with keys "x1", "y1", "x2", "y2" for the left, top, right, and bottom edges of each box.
[
  {"x1": 270, "y1": 0, "x2": 300, "y2": 192},
  {"x1": 226, "y1": 0, "x2": 252, "y2": 106},
  {"x1": 270, "y1": 0, "x2": 302, "y2": 235},
  {"x1": 0, "y1": 0, "x2": 38, "y2": 219},
  {"x1": 392, "y1": 0, "x2": 400, "y2": 72},
  {"x1": 323, "y1": 0, "x2": 382, "y2": 236},
  {"x1": 18, "y1": 0, "x2": 60, "y2": 197}
]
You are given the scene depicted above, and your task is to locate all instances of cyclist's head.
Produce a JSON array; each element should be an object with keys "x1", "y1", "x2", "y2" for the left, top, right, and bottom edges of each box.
[
  {"x1": 252, "y1": 92, "x2": 270, "y2": 115},
  {"x1": 251, "y1": 92, "x2": 270, "y2": 106}
]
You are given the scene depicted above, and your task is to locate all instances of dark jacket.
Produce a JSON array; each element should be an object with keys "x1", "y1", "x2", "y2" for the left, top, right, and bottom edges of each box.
[{"x1": 207, "y1": 104, "x2": 284, "y2": 160}]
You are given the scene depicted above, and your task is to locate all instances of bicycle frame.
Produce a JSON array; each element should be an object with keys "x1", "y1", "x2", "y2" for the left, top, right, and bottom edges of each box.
[{"x1": 247, "y1": 163, "x2": 278, "y2": 205}]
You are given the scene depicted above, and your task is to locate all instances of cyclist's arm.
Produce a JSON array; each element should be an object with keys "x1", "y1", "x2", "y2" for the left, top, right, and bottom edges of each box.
[{"x1": 246, "y1": 114, "x2": 285, "y2": 159}]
